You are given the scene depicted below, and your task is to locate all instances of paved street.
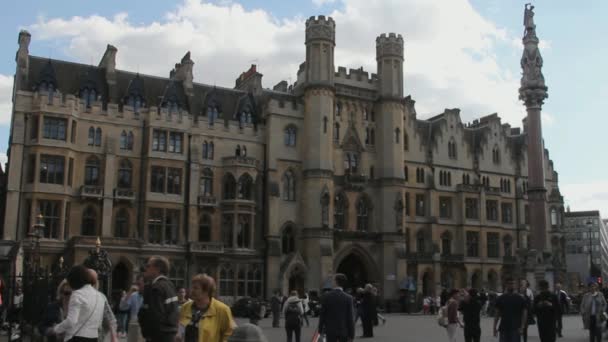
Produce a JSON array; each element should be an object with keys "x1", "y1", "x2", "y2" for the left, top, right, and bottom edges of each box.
[{"x1": 236, "y1": 314, "x2": 590, "y2": 341}]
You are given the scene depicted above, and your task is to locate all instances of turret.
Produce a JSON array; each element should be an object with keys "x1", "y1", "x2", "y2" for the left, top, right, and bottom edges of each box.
[
  {"x1": 304, "y1": 16, "x2": 335, "y2": 86},
  {"x1": 376, "y1": 33, "x2": 404, "y2": 98},
  {"x1": 15, "y1": 30, "x2": 31, "y2": 90},
  {"x1": 99, "y1": 44, "x2": 117, "y2": 101},
  {"x1": 173, "y1": 51, "x2": 194, "y2": 96}
]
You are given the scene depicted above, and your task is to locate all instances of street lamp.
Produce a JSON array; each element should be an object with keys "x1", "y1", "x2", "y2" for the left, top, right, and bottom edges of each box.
[{"x1": 27, "y1": 210, "x2": 45, "y2": 273}]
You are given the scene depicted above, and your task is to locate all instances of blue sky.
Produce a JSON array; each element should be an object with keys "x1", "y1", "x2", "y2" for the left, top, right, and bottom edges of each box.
[{"x1": 1, "y1": 0, "x2": 606, "y2": 215}]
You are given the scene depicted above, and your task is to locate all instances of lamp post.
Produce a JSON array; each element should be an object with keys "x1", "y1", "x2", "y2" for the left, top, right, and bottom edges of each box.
[{"x1": 26, "y1": 210, "x2": 45, "y2": 274}]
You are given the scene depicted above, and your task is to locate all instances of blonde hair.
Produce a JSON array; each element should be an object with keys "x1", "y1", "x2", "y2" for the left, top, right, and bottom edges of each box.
[{"x1": 56, "y1": 279, "x2": 69, "y2": 301}]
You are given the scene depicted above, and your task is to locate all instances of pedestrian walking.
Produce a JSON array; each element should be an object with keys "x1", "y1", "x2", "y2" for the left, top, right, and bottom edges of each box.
[
  {"x1": 360, "y1": 284, "x2": 376, "y2": 338},
  {"x1": 177, "y1": 274, "x2": 234, "y2": 342},
  {"x1": 283, "y1": 291, "x2": 303, "y2": 342},
  {"x1": 519, "y1": 279, "x2": 534, "y2": 342},
  {"x1": 444, "y1": 289, "x2": 461, "y2": 342},
  {"x1": 138, "y1": 256, "x2": 179, "y2": 342},
  {"x1": 533, "y1": 280, "x2": 559, "y2": 342},
  {"x1": 580, "y1": 282, "x2": 606, "y2": 342},
  {"x1": 116, "y1": 290, "x2": 129, "y2": 338},
  {"x1": 45, "y1": 265, "x2": 108, "y2": 342},
  {"x1": 301, "y1": 291, "x2": 310, "y2": 327},
  {"x1": 177, "y1": 288, "x2": 188, "y2": 311},
  {"x1": 459, "y1": 288, "x2": 482, "y2": 342},
  {"x1": 271, "y1": 291, "x2": 282, "y2": 328},
  {"x1": 84, "y1": 269, "x2": 119, "y2": 342},
  {"x1": 493, "y1": 277, "x2": 527, "y2": 342},
  {"x1": 554, "y1": 282, "x2": 568, "y2": 337},
  {"x1": 423, "y1": 296, "x2": 431, "y2": 315},
  {"x1": 317, "y1": 273, "x2": 355, "y2": 342}
]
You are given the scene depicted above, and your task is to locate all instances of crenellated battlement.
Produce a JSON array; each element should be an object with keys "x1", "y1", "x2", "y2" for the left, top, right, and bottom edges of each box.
[
  {"x1": 334, "y1": 66, "x2": 378, "y2": 90},
  {"x1": 376, "y1": 32, "x2": 404, "y2": 59},
  {"x1": 305, "y1": 15, "x2": 335, "y2": 43}
]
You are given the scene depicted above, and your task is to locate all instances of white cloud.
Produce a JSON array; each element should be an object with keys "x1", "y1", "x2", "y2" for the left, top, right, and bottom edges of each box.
[
  {"x1": 0, "y1": 152, "x2": 7, "y2": 170},
  {"x1": 26, "y1": 0, "x2": 537, "y2": 127},
  {"x1": 542, "y1": 111, "x2": 555, "y2": 125},
  {"x1": 0, "y1": 74, "x2": 13, "y2": 125},
  {"x1": 562, "y1": 181, "x2": 608, "y2": 218},
  {"x1": 312, "y1": 0, "x2": 337, "y2": 7}
]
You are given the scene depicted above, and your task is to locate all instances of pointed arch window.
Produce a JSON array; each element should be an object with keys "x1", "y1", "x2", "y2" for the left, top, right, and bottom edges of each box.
[
  {"x1": 282, "y1": 225, "x2": 295, "y2": 254},
  {"x1": 117, "y1": 159, "x2": 133, "y2": 189},
  {"x1": 81, "y1": 206, "x2": 97, "y2": 236},
  {"x1": 282, "y1": 170, "x2": 296, "y2": 201},
  {"x1": 448, "y1": 138, "x2": 457, "y2": 159},
  {"x1": 199, "y1": 214, "x2": 212, "y2": 242},
  {"x1": 223, "y1": 173, "x2": 236, "y2": 200},
  {"x1": 84, "y1": 156, "x2": 100, "y2": 186},
  {"x1": 344, "y1": 152, "x2": 359, "y2": 175},
  {"x1": 127, "y1": 132, "x2": 134, "y2": 150},
  {"x1": 115, "y1": 209, "x2": 129, "y2": 238},
  {"x1": 200, "y1": 168, "x2": 213, "y2": 196},
  {"x1": 237, "y1": 174, "x2": 253, "y2": 200},
  {"x1": 94, "y1": 127, "x2": 102, "y2": 146},
  {"x1": 334, "y1": 193, "x2": 347, "y2": 230},
  {"x1": 334, "y1": 123, "x2": 340, "y2": 142},
  {"x1": 356, "y1": 197, "x2": 370, "y2": 231},
  {"x1": 88, "y1": 127, "x2": 95, "y2": 146},
  {"x1": 284, "y1": 126, "x2": 297, "y2": 146},
  {"x1": 335, "y1": 102, "x2": 342, "y2": 117},
  {"x1": 127, "y1": 95, "x2": 144, "y2": 114},
  {"x1": 207, "y1": 106, "x2": 220, "y2": 126},
  {"x1": 323, "y1": 116, "x2": 328, "y2": 133},
  {"x1": 404, "y1": 132, "x2": 409, "y2": 151},
  {"x1": 203, "y1": 141, "x2": 215, "y2": 160},
  {"x1": 404, "y1": 166, "x2": 409, "y2": 182},
  {"x1": 550, "y1": 208, "x2": 558, "y2": 226},
  {"x1": 219, "y1": 265, "x2": 234, "y2": 296},
  {"x1": 120, "y1": 131, "x2": 128, "y2": 150},
  {"x1": 395, "y1": 128, "x2": 401, "y2": 144},
  {"x1": 492, "y1": 145, "x2": 501, "y2": 164}
]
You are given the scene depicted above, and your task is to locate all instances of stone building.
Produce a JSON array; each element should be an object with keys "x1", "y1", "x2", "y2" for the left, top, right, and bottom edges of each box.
[
  {"x1": 564, "y1": 210, "x2": 608, "y2": 287},
  {"x1": 2, "y1": 15, "x2": 565, "y2": 303}
]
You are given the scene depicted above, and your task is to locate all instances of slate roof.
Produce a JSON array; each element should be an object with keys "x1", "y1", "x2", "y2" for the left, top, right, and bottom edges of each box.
[{"x1": 26, "y1": 55, "x2": 264, "y2": 121}]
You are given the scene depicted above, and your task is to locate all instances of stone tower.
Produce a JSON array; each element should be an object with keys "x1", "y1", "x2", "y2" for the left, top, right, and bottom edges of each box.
[
  {"x1": 301, "y1": 16, "x2": 336, "y2": 290},
  {"x1": 375, "y1": 33, "x2": 407, "y2": 296}
]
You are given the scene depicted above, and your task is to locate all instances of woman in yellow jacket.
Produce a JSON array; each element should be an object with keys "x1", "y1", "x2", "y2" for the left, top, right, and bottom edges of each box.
[{"x1": 177, "y1": 274, "x2": 235, "y2": 342}]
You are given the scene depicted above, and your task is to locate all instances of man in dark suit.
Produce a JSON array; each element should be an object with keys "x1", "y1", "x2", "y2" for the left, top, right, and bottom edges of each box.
[
  {"x1": 318, "y1": 273, "x2": 355, "y2": 342},
  {"x1": 554, "y1": 282, "x2": 568, "y2": 338}
]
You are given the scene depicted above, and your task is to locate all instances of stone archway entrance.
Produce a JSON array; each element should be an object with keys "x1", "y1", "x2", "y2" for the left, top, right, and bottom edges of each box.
[
  {"x1": 112, "y1": 262, "x2": 130, "y2": 293},
  {"x1": 336, "y1": 253, "x2": 369, "y2": 292},
  {"x1": 288, "y1": 266, "x2": 306, "y2": 294}
]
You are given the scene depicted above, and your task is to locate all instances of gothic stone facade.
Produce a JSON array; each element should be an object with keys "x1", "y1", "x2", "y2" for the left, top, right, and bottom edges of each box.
[{"x1": 3, "y1": 16, "x2": 565, "y2": 302}]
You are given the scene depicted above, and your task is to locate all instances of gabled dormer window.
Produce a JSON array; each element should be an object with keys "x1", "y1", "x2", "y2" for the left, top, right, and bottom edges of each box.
[
  {"x1": 207, "y1": 106, "x2": 219, "y2": 126},
  {"x1": 166, "y1": 100, "x2": 179, "y2": 115},
  {"x1": 127, "y1": 96, "x2": 144, "y2": 114},
  {"x1": 81, "y1": 88, "x2": 96, "y2": 108}
]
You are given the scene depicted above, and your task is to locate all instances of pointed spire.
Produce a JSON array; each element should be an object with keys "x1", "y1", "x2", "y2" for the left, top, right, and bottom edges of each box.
[{"x1": 519, "y1": 3, "x2": 548, "y2": 107}]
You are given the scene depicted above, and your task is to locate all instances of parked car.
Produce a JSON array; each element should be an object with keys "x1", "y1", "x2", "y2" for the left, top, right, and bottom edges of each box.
[{"x1": 231, "y1": 297, "x2": 271, "y2": 319}]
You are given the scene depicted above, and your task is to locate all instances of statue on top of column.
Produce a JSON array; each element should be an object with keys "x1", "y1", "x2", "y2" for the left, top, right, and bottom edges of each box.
[{"x1": 524, "y1": 3, "x2": 536, "y2": 36}]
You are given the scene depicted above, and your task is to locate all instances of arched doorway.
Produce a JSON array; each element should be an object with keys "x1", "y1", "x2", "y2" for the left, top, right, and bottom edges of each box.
[
  {"x1": 336, "y1": 253, "x2": 369, "y2": 292},
  {"x1": 112, "y1": 262, "x2": 130, "y2": 293},
  {"x1": 471, "y1": 270, "x2": 482, "y2": 290},
  {"x1": 422, "y1": 271, "x2": 433, "y2": 296},
  {"x1": 288, "y1": 266, "x2": 306, "y2": 294}
]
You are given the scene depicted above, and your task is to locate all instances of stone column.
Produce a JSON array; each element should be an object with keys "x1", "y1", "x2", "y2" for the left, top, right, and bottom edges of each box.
[{"x1": 101, "y1": 144, "x2": 116, "y2": 237}]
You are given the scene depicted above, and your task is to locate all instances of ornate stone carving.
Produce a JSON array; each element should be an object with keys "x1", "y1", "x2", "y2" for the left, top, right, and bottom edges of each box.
[{"x1": 519, "y1": 4, "x2": 548, "y2": 106}]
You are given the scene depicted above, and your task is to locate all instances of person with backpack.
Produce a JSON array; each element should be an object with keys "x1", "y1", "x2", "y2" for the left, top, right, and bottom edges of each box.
[{"x1": 282, "y1": 291, "x2": 304, "y2": 342}]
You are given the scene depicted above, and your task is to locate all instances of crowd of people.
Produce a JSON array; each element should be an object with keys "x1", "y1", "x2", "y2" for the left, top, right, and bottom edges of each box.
[{"x1": 6, "y1": 261, "x2": 608, "y2": 342}]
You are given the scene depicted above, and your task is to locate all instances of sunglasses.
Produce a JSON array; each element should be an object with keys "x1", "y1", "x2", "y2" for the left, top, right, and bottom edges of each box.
[{"x1": 63, "y1": 291, "x2": 72, "y2": 296}]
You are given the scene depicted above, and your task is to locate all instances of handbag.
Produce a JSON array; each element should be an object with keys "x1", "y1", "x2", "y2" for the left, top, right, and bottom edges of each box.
[{"x1": 437, "y1": 306, "x2": 448, "y2": 327}]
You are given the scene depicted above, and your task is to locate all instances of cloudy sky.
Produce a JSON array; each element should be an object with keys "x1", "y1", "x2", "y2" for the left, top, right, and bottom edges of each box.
[{"x1": 0, "y1": 0, "x2": 606, "y2": 216}]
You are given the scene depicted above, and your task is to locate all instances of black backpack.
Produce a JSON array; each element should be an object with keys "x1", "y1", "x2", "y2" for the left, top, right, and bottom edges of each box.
[{"x1": 285, "y1": 302, "x2": 301, "y2": 328}]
